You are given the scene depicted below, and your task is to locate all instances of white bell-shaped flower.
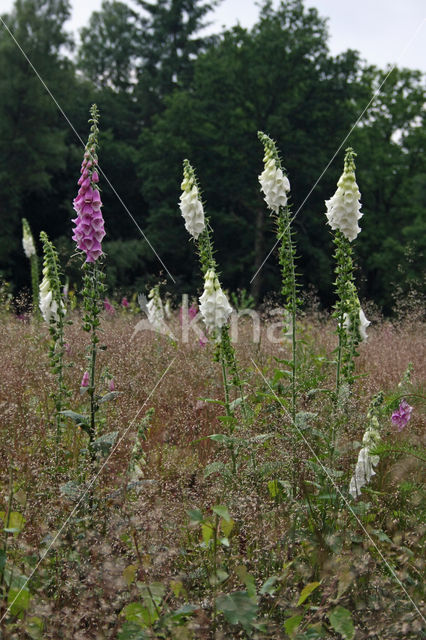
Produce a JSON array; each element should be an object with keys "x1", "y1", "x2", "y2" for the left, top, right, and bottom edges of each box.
[
  {"x1": 22, "y1": 233, "x2": 36, "y2": 258},
  {"x1": 146, "y1": 287, "x2": 165, "y2": 332},
  {"x1": 39, "y1": 273, "x2": 64, "y2": 323},
  {"x1": 199, "y1": 269, "x2": 232, "y2": 333},
  {"x1": 259, "y1": 158, "x2": 290, "y2": 213},
  {"x1": 179, "y1": 182, "x2": 205, "y2": 239},
  {"x1": 325, "y1": 159, "x2": 363, "y2": 242},
  {"x1": 343, "y1": 307, "x2": 371, "y2": 342},
  {"x1": 349, "y1": 447, "x2": 380, "y2": 498}
]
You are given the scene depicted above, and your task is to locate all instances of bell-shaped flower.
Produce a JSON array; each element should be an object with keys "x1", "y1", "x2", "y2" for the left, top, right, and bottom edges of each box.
[
  {"x1": 343, "y1": 307, "x2": 371, "y2": 342},
  {"x1": 39, "y1": 268, "x2": 65, "y2": 324},
  {"x1": 22, "y1": 219, "x2": 36, "y2": 258},
  {"x1": 391, "y1": 399, "x2": 413, "y2": 431},
  {"x1": 179, "y1": 161, "x2": 205, "y2": 239},
  {"x1": 259, "y1": 157, "x2": 290, "y2": 213},
  {"x1": 199, "y1": 269, "x2": 232, "y2": 333},
  {"x1": 146, "y1": 286, "x2": 166, "y2": 333},
  {"x1": 325, "y1": 148, "x2": 363, "y2": 241},
  {"x1": 349, "y1": 447, "x2": 380, "y2": 498}
]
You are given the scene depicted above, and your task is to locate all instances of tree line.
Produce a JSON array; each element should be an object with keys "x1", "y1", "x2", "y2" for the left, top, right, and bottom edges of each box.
[{"x1": 0, "y1": 0, "x2": 424, "y2": 312}]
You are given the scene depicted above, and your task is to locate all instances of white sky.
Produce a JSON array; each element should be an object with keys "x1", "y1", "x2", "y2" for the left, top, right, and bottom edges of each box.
[{"x1": 1, "y1": 0, "x2": 426, "y2": 72}]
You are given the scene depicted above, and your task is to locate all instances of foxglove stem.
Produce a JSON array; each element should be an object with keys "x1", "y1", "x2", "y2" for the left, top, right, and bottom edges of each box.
[
  {"x1": 40, "y1": 232, "x2": 68, "y2": 447},
  {"x1": 22, "y1": 219, "x2": 40, "y2": 317},
  {"x1": 333, "y1": 230, "x2": 360, "y2": 395},
  {"x1": 258, "y1": 132, "x2": 299, "y2": 423},
  {"x1": 180, "y1": 160, "x2": 247, "y2": 423},
  {"x1": 82, "y1": 260, "x2": 105, "y2": 449}
]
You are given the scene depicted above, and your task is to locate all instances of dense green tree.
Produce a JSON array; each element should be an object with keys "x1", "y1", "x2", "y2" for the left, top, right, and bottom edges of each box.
[
  {"x1": 0, "y1": 0, "x2": 75, "y2": 284},
  {"x1": 78, "y1": 1, "x2": 140, "y2": 92},
  {"x1": 137, "y1": 0, "x2": 366, "y2": 300},
  {"x1": 350, "y1": 67, "x2": 426, "y2": 310},
  {"x1": 134, "y1": 0, "x2": 219, "y2": 123}
]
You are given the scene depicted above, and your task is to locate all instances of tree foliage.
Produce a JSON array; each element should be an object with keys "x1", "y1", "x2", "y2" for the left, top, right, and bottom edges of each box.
[{"x1": 0, "y1": 0, "x2": 424, "y2": 312}]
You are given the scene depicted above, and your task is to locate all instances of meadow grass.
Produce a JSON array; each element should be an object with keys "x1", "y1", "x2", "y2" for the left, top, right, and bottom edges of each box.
[{"x1": 0, "y1": 302, "x2": 424, "y2": 639}]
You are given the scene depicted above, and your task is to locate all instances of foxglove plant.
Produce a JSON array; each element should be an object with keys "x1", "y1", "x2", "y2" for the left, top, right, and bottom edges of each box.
[
  {"x1": 327, "y1": 149, "x2": 365, "y2": 395},
  {"x1": 258, "y1": 132, "x2": 299, "y2": 422},
  {"x1": 22, "y1": 218, "x2": 39, "y2": 316},
  {"x1": 349, "y1": 392, "x2": 383, "y2": 498},
  {"x1": 39, "y1": 231, "x2": 68, "y2": 445},
  {"x1": 178, "y1": 160, "x2": 247, "y2": 467},
  {"x1": 71, "y1": 105, "x2": 106, "y2": 454}
]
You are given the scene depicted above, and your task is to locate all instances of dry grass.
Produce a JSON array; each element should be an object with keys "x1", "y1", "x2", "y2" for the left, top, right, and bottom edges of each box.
[{"x1": 0, "y1": 307, "x2": 424, "y2": 639}]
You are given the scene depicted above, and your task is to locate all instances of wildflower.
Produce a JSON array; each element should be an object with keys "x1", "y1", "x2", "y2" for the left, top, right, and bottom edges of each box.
[
  {"x1": 81, "y1": 371, "x2": 89, "y2": 387},
  {"x1": 349, "y1": 447, "x2": 380, "y2": 498},
  {"x1": 72, "y1": 108, "x2": 105, "y2": 262},
  {"x1": 325, "y1": 148, "x2": 363, "y2": 242},
  {"x1": 199, "y1": 268, "x2": 232, "y2": 333},
  {"x1": 121, "y1": 296, "x2": 129, "y2": 308},
  {"x1": 22, "y1": 218, "x2": 36, "y2": 258},
  {"x1": 258, "y1": 135, "x2": 290, "y2": 213},
  {"x1": 349, "y1": 393, "x2": 383, "y2": 498},
  {"x1": 109, "y1": 379, "x2": 115, "y2": 392},
  {"x1": 39, "y1": 267, "x2": 65, "y2": 324},
  {"x1": 147, "y1": 286, "x2": 166, "y2": 332},
  {"x1": 199, "y1": 333, "x2": 208, "y2": 347},
  {"x1": 104, "y1": 298, "x2": 115, "y2": 314},
  {"x1": 343, "y1": 306, "x2": 371, "y2": 342},
  {"x1": 189, "y1": 303, "x2": 198, "y2": 320},
  {"x1": 391, "y1": 399, "x2": 413, "y2": 431},
  {"x1": 179, "y1": 160, "x2": 205, "y2": 239}
]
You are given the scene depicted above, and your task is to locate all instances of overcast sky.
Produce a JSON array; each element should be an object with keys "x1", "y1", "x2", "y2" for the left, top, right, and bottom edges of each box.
[{"x1": 2, "y1": 0, "x2": 426, "y2": 72}]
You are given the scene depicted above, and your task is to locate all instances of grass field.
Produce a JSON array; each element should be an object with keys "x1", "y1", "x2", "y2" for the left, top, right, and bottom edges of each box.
[{"x1": 0, "y1": 302, "x2": 424, "y2": 639}]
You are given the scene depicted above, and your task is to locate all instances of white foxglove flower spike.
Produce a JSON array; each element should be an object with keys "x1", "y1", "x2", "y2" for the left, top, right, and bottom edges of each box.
[
  {"x1": 199, "y1": 268, "x2": 232, "y2": 333},
  {"x1": 179, "y1": 160, "x2": 206, "y2": 239},
  {"x1": 39, "y1": 266, "x2": 65, "y2": 324},
  {"x1": 343, "y1": 306, "x2": 371, "y2": 342},
  {"x1": 22, "y1": 218, "x2": 36, "y2": 258},
  {"x1": 146, "y1": 286, "x2": 165, "y2": 332},
  {"x1": 349, "y1": 396, "x2": 382, "y2": 498},
  {"x1": 258, "y1": 140, "x2": 290, "y2": 213},
  {"x1": 325, "y1": 148, "x2": 363, "y2": 242}
]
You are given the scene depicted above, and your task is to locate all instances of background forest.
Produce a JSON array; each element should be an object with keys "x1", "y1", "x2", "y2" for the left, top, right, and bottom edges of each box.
[{"x1": 0, "y1": 0, "x2": 425, "y2": 312}]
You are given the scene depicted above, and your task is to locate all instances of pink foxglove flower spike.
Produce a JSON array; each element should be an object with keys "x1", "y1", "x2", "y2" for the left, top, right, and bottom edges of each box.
[
  {"x1": 81, "y1": 371, "x2": 89, "y2": 388},
  {"x1": 391, "y1": 399, "x2": 413, "y2": 431},
  {"x1": 72, "y1": 111, "x2": 105, "y2": 262}
]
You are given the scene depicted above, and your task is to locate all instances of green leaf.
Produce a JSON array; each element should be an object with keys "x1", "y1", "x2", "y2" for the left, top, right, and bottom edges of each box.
[
  {"x1": 260, "y1": 576, "x2": 279, "y2": 595},
  {"x1": 123, "y1": 564, "x2": 137, "y2": 586},
  {"x1": 1, "y1": 511, "x2": 25, "y2": 534},
  {"x1": 284, "y1": 614, "x2": 302, "y2": 636},
  {"x1": 118, "y1": 621, "x2": 149, "y2": 639},
  {"x1": 235, "y1": 566, "x2": 256, "y2": 598},
  {"x1": 328, "y1": 606, "x2": 355, "y2": 639},
  {"x1": 220, "y1": 517, "x2": 234, "y2": 538},
  {"x1": 92, "y1": 431, "x2": 118, "y2": 456},
  {"x1": 213, "y1": 505, "x2": 231, "y2": 522},
  {"x1": 208, "y1": 433, "x2": 232, "y2": 444},
  {"x1": 170, "y1": 604, "x2": 198, "y2": 621},
  {"x1": 201, "y1": 522, "x2": 214, "y2": 544},
  {"x1": 297, "y1": 581, "x2": 321, "y2": 606},
  {"x1": 204, "y1": 461, "x2": 226, "y2": 478},
  {"x1": 187, "y1": 508, "x2": 203, "y2": 523},
  {"x1": 216, "y1": 591, "x2": 258, "y2": 631},
  {"x1": 60, "y1": 410, "x2": 88, "y2": 424},
  {"x1": 98, "y1": 391, "x2": 120, "y2": 403},
  {"x1": 8, "y1": 586, "x2": 31, "y2": 615}
]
